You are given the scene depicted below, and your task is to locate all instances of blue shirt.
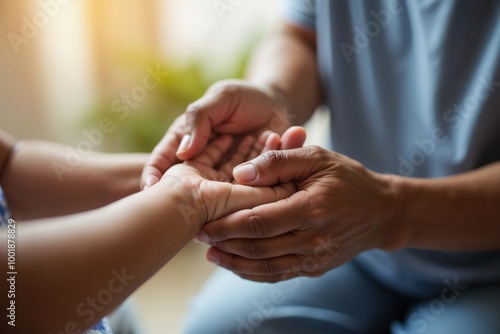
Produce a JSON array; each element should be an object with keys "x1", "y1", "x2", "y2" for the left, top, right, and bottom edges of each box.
[{"x1": 282, "y1": 0, "x2": 500, "y2": 297}]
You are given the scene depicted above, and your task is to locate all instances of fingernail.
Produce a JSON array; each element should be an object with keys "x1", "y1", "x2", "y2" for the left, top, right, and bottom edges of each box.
[
  {"x1": 142, "y1": 176, "x2": 157, "y2": 190},
  {"x1": 234, "y1": 163, "x2": 257, "y2": 182},
  {"x1": 206, "y1": 252, "x2": 220, "y2": 265},
  {"x1": 195, "y1": 231, "x2": 211, "y2": 244},
  {"x1": 177, "y1": 134, "x2": 191, "y2": 154}
]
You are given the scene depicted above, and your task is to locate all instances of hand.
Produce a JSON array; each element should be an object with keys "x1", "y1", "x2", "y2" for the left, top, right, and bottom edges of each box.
[
  {"x1": 198, "y1": 146, "x2": 399, "y2": 282},
  {"x1": 141, "y1": 80, "x2": 297, "y2": 189},
  {"x1": 160, "y1": 127, "x2": 307, "y2": 228}
]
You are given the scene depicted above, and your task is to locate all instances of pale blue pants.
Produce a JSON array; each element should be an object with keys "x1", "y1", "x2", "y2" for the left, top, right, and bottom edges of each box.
[{"x1": 182, "y1": 262, "x2": 500, "y2": 334}]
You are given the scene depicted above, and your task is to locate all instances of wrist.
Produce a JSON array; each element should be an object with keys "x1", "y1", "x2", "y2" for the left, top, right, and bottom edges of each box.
[
  {"x1": 154, "y1": 176, "x2": 206, "y2": 232},
  {"x1": 376, "y1": 173, "x2": 411, "y2": 251},
  {"x1": 258, "y1": 83, "x2": 293, "y2": 113}
]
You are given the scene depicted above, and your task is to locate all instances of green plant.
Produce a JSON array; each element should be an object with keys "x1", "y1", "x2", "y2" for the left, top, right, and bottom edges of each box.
[{"x1": 81, "y1": 44, "x2": 253, "y2": 153}]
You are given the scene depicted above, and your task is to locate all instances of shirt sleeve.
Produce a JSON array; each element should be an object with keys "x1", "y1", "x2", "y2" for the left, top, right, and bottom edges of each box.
[{"x1": 279, "y1": 0, "x2": 316, "y2": 30}]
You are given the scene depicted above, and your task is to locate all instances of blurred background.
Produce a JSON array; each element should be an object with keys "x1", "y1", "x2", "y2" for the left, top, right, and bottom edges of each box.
[
  {"x1": 0, "y1": 0, "x2": 280, "y2": 150},
  {"x1": 0, "y1": 1, "x2": 328, "y2": 333}
]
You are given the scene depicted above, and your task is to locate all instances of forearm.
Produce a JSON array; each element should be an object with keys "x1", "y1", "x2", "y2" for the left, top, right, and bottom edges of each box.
[
  {"x1": 246, "y1": 22, "x2": 323, "y2": 125},
  {"x1": 0, "y1": 140, "x2": 148, "y2": 219},
  {"x1": 0, "y1": 181, "x2": 195, "y2": 332},
  {"x1": 390, "y1": 161, "x2": 500, "y2": 251}
]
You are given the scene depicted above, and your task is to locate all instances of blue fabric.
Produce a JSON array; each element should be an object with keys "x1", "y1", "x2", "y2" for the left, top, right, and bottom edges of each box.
[
  {"x1": 281, "y1": 0, "x2": 500, "y2": 296},
  {"x1": 183, "y1": 265, "x2": 500, "y2": 333},
  {"x1": 0, "y1": 186, "x2": 11, "y2": 226},
  {"x1": 183, "y1": 263, "x2": 411, "y2": 334},
  {"x1": 0, "y1": 186, "x2": 112, "y2": 334}
]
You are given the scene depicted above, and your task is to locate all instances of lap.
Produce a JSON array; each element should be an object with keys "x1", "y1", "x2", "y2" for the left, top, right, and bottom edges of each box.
[
  {"x1": 393, "y1": 282, "x2": 500, "y2": 334},
  {"x1": 182, "y1": 261, "x2": 410, "y2": 334}
]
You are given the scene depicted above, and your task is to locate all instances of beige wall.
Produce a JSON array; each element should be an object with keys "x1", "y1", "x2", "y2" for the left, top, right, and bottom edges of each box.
[
  {"x1": 0, "y1": 0, "x2": 48, "y2": 139},
  {"x1": 0, "y1": 0, "x2": 279, "y2": 144}
]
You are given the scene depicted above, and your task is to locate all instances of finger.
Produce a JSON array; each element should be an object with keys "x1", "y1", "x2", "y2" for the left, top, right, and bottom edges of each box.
[
  {"x1": 192, "y1": 135, "x2": 233, "y2": 167},
  {"x1": 202, "y1": 182, "x2": 296, "y2": 224},
  {"x1": 280, "y1": 126, "x2": 307, "y2": 150},
  {"x1": 262, "y1": 133, "x2": 281, "y2": 153},
  {"x1": 206, "y1": 247, "x2": 302, "y2": 276},
  {"x1": 210, "y1": 232, "x2": 306, "y2": 259},
  {"x1": 200, "y1": 189, "x2": 307, "y2": 242},
  {"x1": 218, "y1": 136, "x2": 256, "y2": 179},
  {"x1": 233, "y1": 146, "x2": 323, "y2": 186},
  {"x1": 244, "y1": 131, "x2": 268, "y2": 161},
  {"x1": 177, "y1": 91, "x2": 235, "y2": 161},
  {"x1": 141, "y1": 118, "x2": 184, "y2": 189},
  {"x1": 234, "y1": 272, "x2": 305, "y2": 283}
]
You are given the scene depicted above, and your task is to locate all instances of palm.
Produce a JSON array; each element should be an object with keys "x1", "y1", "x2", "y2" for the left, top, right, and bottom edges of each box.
[
  {"x1": 162, "y1": 135, "x2": 250, "y2": 183},
  {"x1": 160, "y1": 134, "x2": 297, "y2": 224}
]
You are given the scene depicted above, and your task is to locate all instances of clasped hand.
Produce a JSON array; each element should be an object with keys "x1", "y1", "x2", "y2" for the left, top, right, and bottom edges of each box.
[
  {"x1": 159, "y1": 128, "x2": 306, "y2": 232},
  {"x1": 197, "y1": 146, "x2": 400, "y2": 282},
  {"x1": 146, "y1": 80, "x2": 399, "y2": 283}
]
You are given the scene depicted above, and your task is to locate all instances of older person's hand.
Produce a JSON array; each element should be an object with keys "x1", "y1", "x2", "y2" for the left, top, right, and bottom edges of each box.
[
  {"x1": 197, "y1": 146, "x2": 401, "y2": 283},
  {"x1": 140, "y1": 80, "x2": 297, "y2": 189}
]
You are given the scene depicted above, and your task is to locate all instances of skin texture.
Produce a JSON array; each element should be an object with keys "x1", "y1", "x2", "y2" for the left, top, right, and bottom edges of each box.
[
  {"x1": 1, "y1": 140, "x2": 149, "y2": 219},
  {"x1": 0, "y1": 128, "x2": 306, "y2": 332},
  {"x1": 143, "y1": 20, "x2": 500, "y2": 284},
  {"x1": 140, "y1": 22, "x2": 320, "y2": 190},
  {"x1": 199, "y1": 147, "x2": 500, "y2": 283}
]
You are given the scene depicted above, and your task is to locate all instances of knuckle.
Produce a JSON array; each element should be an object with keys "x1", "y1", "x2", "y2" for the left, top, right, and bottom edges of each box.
[
  {"x1": 185, "y1": 103, "x2": 201, "y2": 117},
  {"x1": 261, "y1": 150, "x2": 286, "y2": 169},
  {"x1": 208, "y1": 80, "x2": 241, "y2": 99},
  {"x1": 306, "y1": 145, "x2": 326, "y2": 158},
  {"x1": 305, "y1": 145, "x2": 331, "y2": 166},
  {"x1": 246, "y1": 214, "x2": 271, "y2": 237},
  {"x1": 170, "y1": 114, "x2": 186, "y2": 130},
  {"x1": 261, "y1": 259, "x2": 280, "y2": 275},
  {"x1": 308, "y1": 203, "x2": 329, "y2": 223},
  {"x1": 305, "y1": 193, "x2": 330, "y2": 223},
  {"x1": 243, "y1": 239, "x2": 265, "y2": 259}
]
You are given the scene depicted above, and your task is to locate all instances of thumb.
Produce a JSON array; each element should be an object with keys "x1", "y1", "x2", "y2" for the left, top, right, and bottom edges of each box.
[
  {"x1": 233, "y1": 146, "x2": 323, "y2": 186},
  {"x1": 176, "y1": 88, "x2": 235, "y2": 161},
  {"x1": 175, "y1": 104, "x2": 212, "y2": 161}
]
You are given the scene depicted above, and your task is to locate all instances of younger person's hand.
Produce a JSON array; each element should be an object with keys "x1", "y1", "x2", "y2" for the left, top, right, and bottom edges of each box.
[{"x1": 160, "y1": 127, "x2": 306, "y2": 228}]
